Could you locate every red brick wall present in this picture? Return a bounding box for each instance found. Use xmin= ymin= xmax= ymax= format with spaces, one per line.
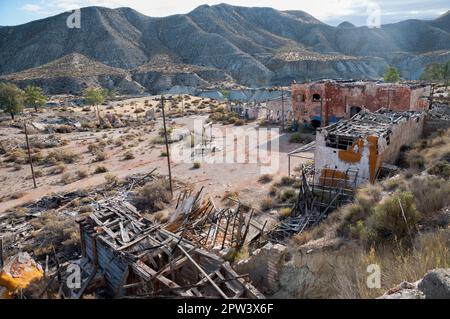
xmin=292 ymin=82 xmax=429 ymax=125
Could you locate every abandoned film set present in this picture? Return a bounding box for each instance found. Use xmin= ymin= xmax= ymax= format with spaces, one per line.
xmin=0 ymin=0 xmax=450 ymax=310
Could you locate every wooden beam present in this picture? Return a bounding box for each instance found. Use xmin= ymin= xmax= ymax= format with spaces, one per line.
xmin=178 ymin=245 xmax=229 ymax=299
xmin=131 ymin=260 xmax=194 ymax=297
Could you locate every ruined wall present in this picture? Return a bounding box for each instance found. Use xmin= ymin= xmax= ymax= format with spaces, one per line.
xmin=378 ymin=114 xmax=426 ymax=164
xmin=266 ymin=98 xmax=293 ymax=122
xmin=410 ymin=86 xmax=431 ymax=111
xmin=314 ymin=113 xmax=426 ymax=187
xmin=292 ymin=82 xmax=431 ymax=125
xmin=314 ymin=131 xmax=376 ymax=186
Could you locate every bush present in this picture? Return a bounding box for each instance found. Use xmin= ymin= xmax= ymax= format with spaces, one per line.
xmin=234 ymin=119 xmax=245 ymax=126
xmin=88 ymin=143 xmax=102 ymax=154
xmin=45 ymin=150 xmax=79 ymax=165
xmin=104 ymin=173 xmax=118 ymax=185
xmin=258 ymin=174 xmax=273 ymax=184
xmin=49 ymin=164 xmax=66 ymax=175
xmin=280 ymin=189 xmax=297 ymax=203
xmin=428 ymin=161 xmax=450 ymax=178
xmin=123 ymin=150 xmax=135 ymax=160
xmin=160 ymin=151 xmax=168 ymax=157
xmin=94 ymin=165 xmax=108 ymax=174
xmin=193 ymin=162 xmax=201 ymax=169
xmin=404 ymin=149 xmax=425 ymax=170
xmin=76 ymin=170 xmax=88 ymax=180
xmin=289 ymin=133 xmax=313 ymax=144
xmin=29 ymin=211 xmax=79 ymax=257
xmin=260 ymin=197 xmax=274 ymax=211
xmin=409 ymin=176 xmax=450 ymax=215
xmin=365 ymin=192 xmax=421 ymax=246
xmin=269 ymin=186 xmax=279 ymax=197
xmin=133 ymin=180 xmax=172 ymax=213
xmin=60 ymin=173 xmax=73 ymax=185
xmin=5 ymin=149 xmax=27 ymax=164
xmin=94 ymin=151 xmax=107 ymax=162
xmin=278 ymin=176 xmax=296 ymax=187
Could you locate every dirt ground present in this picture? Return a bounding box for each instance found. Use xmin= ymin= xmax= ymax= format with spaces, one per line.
xmin=0 ymin=95 xmax=314 ymax=214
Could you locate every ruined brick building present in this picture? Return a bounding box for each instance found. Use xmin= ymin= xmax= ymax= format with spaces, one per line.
xmin=314 ymin=109 xmax=426 ymax=187
xmin=292 ymin=80 xmax=431 ymax=128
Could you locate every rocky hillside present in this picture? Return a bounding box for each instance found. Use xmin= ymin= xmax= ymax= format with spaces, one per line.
xmin=0 ymin=5 xmax=449 ymax=88
xmin=0 ymin=53 xmax=145 ymax=95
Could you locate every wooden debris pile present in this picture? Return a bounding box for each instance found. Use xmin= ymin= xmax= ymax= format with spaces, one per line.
xmin=75 ymin=198 xmax=265 ymax=299
xmin=166 ymin=188 xmax=263 ymax=251
xmin=268 ymin=166 xmax=356 ymax=244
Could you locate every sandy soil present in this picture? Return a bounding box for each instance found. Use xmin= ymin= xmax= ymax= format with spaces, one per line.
xmin=0 ymin=96 xmax=313 ymax=214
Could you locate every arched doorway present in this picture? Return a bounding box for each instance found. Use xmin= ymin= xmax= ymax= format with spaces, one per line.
xmin=312 ymin=93 xmax=321 ymax=102
xmin=349 ymin=106 xmax=362 ymax=118
xmin=311 ymin=119 xmax=321 ymax=129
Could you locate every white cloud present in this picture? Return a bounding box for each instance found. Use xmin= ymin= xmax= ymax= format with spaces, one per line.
xmin=19 ymin=4 xmax=45 ymax=13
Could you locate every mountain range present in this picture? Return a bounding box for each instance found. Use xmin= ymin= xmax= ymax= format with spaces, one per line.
xmin=0 ymin=4 xmax=449 ymax=94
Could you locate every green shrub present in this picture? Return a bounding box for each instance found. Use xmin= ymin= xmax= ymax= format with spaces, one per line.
xmin=365 ymin=192 xmax=421 ymax=246
xmin=428 ymin=161 xmax=450 ymax=178
xmin=278 ymin=176 xmax=296 ymax=187
xmin=280 ymin=189 xmax=297 ymax=203
xmin=289 ymin=133 xmax=313 ymax=144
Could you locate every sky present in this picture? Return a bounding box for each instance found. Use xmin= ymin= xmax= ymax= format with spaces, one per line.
xmin=0 ymin=0 xmax=448 ymax=26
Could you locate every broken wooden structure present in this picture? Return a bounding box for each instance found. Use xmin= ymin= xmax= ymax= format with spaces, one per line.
xmin=268 ymin=165 xmax=356 ymax=244
xmin=75 ymin=198 xmax=264 ymax=299
xmin=166 ymin=188 xmax=261 ymax=251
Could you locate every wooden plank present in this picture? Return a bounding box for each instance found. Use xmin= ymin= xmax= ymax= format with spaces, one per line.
xmin=120 ymin=222 xmax=131 ymax=243
xmin=131 ymin=261 xmax=194 ymax=297
xmin=178 ymin=245 xmax=228 ymax=299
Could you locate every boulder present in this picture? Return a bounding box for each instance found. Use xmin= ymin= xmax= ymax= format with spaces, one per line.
xmin=418 ymin=269 xmax=450 ymax=299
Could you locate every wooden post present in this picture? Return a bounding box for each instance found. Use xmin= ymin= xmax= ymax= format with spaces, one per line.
xmin=180 ymin=94 xmax=185 ymax=117
xmin=281 ymin=89 xmax=285 ymax=131
xmin=288 ymin=154 xmax=291 ymax=177
xmin=161 ymin=96 xmax=173 ymax=198
xmin=0 ymin=237 xmax=4 ymax=270
xmin=24 ymin=123 xmax=37 ymax=189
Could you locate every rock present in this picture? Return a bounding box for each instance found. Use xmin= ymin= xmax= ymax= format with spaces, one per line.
xmin=418 ymin=269 xmax=450 ymax=299
xmin=379 ymin=281 xmax=425 ymax=299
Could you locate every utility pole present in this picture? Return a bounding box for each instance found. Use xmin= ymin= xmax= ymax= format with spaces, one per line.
xmin=180 ymin=93 xmax=185 ymax=117
xmin=161 ymin=96 xmax=173 ymax=198
xmin=0 ymin=237 xmax=4 ymax=270
xmin=281 ymin=88 xmax=285 ymax=131
xmin=24 ymin=123 xmax=37 ymax=189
